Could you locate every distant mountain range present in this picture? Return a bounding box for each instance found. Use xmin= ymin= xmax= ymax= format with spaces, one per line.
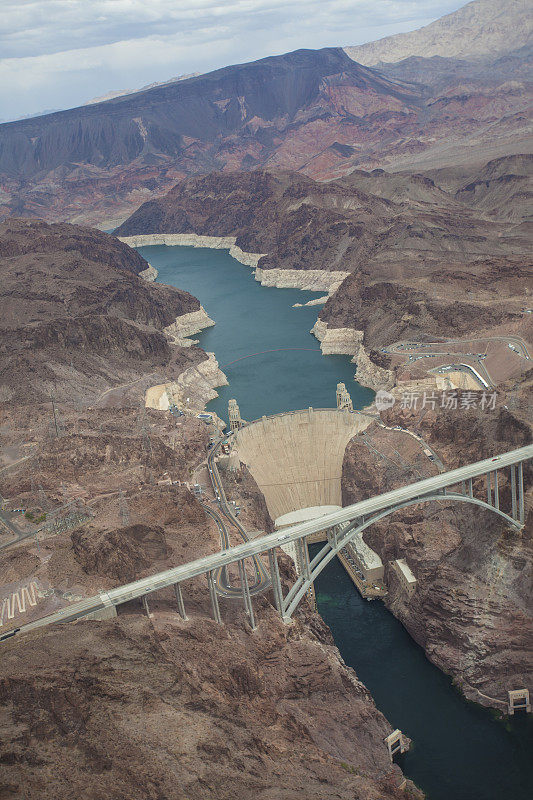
xmin=84 ymin=73 xmax=201 ymax=106
xmin=345 ymin=0 xmax=532 ymax=65
xmin=0 ymin=0 xmax=530 ymax=226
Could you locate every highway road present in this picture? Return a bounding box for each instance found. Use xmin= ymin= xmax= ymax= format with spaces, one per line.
xmin=383 ymin=334 xmax=531 ymax=389
xmin=205 ymin=436 xmax=271 ymax=596
xmin=385 ymin=335 xmax=530 ymax=359
xmin=3 ymin=443 xmax=530 ymax=641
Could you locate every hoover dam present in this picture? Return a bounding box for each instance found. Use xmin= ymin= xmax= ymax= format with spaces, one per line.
xmin=229 ymin=407 xmax=372 ymax=522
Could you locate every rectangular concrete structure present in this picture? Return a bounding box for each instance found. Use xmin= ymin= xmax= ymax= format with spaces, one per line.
xmin=384 ymin=729 xmax=410 ymax=762
xmin=508 ymin=689 xmax=531 ymax=714
xmin=392 ymin=558 xmax=418 ymax=597
xmin=347 ymin=536 xmax=384 ymax=582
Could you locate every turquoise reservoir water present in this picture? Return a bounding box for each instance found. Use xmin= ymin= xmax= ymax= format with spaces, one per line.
xmin=137 ymin=244 xmax=374 ymax=421
xmin=138 ymin=243 xmax=532 ymax=800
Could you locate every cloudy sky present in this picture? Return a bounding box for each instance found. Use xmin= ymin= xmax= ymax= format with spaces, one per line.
xmin=1 ymin=0 xmax=464 ymax=121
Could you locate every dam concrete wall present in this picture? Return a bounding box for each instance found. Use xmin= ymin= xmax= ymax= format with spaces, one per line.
xmin=232 ymin=408 xmax=372 ymax=521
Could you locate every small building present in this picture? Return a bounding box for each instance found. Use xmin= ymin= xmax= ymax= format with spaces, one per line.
xmin=384 ymin=729 xmax=410 ymax=762
xmin=347 ymin=537 xmax=384 ymax=583
xmin=392 ymin=558 xmax=417 ymax=597
xmin=508 ymin=689 xmax=531 ymax=715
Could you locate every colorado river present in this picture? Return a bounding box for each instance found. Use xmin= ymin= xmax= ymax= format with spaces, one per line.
xmin=138 ymin=243 xmax=533 ymax=800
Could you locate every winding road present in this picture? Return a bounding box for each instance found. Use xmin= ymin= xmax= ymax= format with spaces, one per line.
xmin=3 ymin=443 xmax=530 ymax=642
xmin=383 ymin=335 xmax=531 ymax=390
xmin=201 ymin=435 xmax=271 ymax=597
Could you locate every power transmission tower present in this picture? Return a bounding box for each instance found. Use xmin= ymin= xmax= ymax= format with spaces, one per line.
xmin=37 ymin=484 xmax=49 ymax=512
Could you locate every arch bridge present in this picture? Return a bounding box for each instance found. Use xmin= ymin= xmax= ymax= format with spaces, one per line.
xmin=3 ymin=445 xmax=531 ymax=639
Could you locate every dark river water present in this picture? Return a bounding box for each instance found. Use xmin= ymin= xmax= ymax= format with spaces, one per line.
xmin=138 ymin=243 xmax=533 ymax=800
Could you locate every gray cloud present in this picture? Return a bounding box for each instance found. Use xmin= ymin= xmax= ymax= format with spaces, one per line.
xmin=1 ymin=0 xmax=464 ymax=121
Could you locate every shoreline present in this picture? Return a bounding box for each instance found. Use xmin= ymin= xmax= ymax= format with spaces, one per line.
xmin=119 ymin=232 xmax=380 ymax=391
xmin=118 ymin=232 xmax=349 ymax=294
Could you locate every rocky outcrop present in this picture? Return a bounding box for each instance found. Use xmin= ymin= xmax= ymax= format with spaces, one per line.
xmin=311 ymin=319 xmax=395 ymax=390
xmin=139 ymin=263 xmax=158 ymax=281
xmin=341 ymin=398 xmax=533 ymax=710
xmin=0 ymin=219 xmax=208 ymax=406
xmin=311 ymin=319 xmax=363 ymax=354
xmin=354 ymin=347 xmax=395 ymax=392
xmin=145 ymin=353 xmax=228 ymax=414
xmin=0 ymin=611 xmax=419 ymax=800
xmin=71 ymin=523 xmax=169 ymax=583
xmin=163 ymin=306 xmax=215 ymax=346
xmin=293 ymin=295 xmax=328 ymax=308
xmin=118 ymin=232 xmax=265 ymax=268
xmin=175 ymin=352 xmax=228 ymax=410
xmin=256 ymin=267 xmax=349 ymax=292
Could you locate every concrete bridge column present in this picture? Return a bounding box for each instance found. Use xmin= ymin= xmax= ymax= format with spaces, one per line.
xmin=517 ymin=462 xmax=525 ymax=524
xmin=207 ymin=570 xmax=222 ymax=624
xmin=486 ymin=471 xmax=492 ymax=505
xmin=268 ymin=548 xmax=284 ymax=616
xmin=238 ymin=559 xmax=256 ymax=630
xmin=328 ymin=525 xmax=341 ymax=548
xmin=173 ymin=582 xmax=188 ymax=620
xmin=296 ymin=537 xmax=311 ymax=581
xmin=142 ymin=595 xmax=151 ymax=617
xmin=511 ymin=466 xmax=518 ymax=520
xmin=493 ymin=470 xmax=500 ymax=510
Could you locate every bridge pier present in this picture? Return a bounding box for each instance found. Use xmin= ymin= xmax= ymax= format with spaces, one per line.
xmin=238 ymin=559 xmax=256 ymax=629
xmin=517 ymin=462 xmax=525 ymax=524
xmin=510 ymin=465 xmax=517 ymax=520
xmin=468 ymin=478 xmax=473 ymax=498
xmin=494 ymin=470 xmax=499 ymax=510
xmin=486 ymin=471 xmax=492 ymax=505
xmin=327 ymin=526 xmax=338 ymax=548
xmin=268 ymin=548 xmax=284 ymax=616
xmin=173 ymin=582 xmax=188 ymax=620
xmin=296 ymin=537 xmax=311 ymax=581
xmin=207 ymin=570 xmax=222 ymax=624
xmin=141 ymin=595 xmax=151 ymax=617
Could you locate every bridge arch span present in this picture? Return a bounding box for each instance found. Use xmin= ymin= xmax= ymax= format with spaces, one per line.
xmin=283 ymin=491 xmax=522 ymax=619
